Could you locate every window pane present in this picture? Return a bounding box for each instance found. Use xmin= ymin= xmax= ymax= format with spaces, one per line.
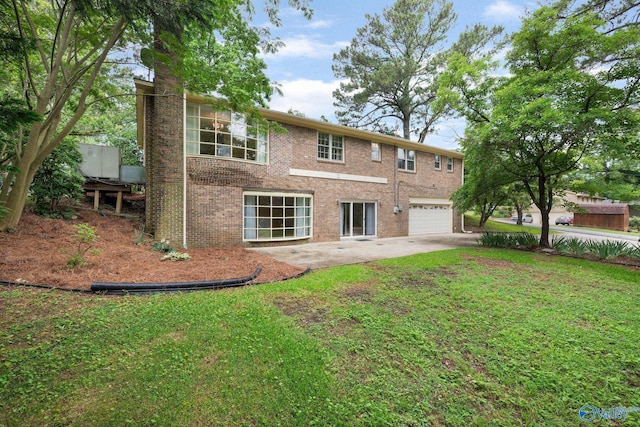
xmin=371 ymin=142 xmax=380 ymax=161
xmin=201 ymin=118 xmax=215 ymax=131
xmin=186 ymin=117 xmax=198 ymax=129
xmin=217 ymin=111 xmax=231 ymax=121
xmin=186 ymin=142 xmax=198 ymax=154
xmin=232 ymin=136 xmax=246 ymax=147
xmin=217 ymin=121 xmax=231 ymax=133
xmin=200 ymin=144 xmax=215 ymax=155
xmin=186 ymin=105 xmax=198 ymax=116
xmin=217 ymin=133 xmax=231 ymax=145
xmin=186 ymin=130 xmax=199 ymax=142
xmin=216 ymin=145 xmax=231 ymax=157
xmin=201 ymin=131 xmax=215 ymax=143
xmin=232 ymin=147 xmax=245 ymax=159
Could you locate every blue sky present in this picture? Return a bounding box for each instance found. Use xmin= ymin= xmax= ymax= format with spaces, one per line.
xmin=257 ymin=0 xmax=537 ymax=150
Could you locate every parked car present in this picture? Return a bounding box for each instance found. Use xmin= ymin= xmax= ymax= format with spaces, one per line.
xmin=555 ymin=215 xmax=574 ymax=225
xmin=511 ymin=213 xmax=534 ymax=223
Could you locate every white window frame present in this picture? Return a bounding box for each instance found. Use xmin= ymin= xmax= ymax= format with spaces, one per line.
xmin=317 ymin=132 xmax=344 ymax=162
xmin=447 ymin=157 xmax=454 ymax=172
xmin=371 ymin=142 xmax=381 ymax=162
xmin=434 ymin=154 xmax=441 ymax=170
xmin=397 ymin=148 xmax=416 ymax=172
xmin=243 ymin=192 xmax=313 ymax=242
xmin=185 ymin=104 xmax=268 ymax=164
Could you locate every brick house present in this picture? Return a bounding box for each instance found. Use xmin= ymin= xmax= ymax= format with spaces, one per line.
xmin=135 ymin=77 xmax=464 ymax=248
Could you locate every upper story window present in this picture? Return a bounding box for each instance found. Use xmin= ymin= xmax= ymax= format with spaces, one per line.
xmin=398 ymin=148 xmax=415 ymax=172
xmin=447 ymin=157 xmax=454 ymax=172
xmin=317 ymin=133 xmax=343 ymax=162
xmin=185 ymin=104 xmax=268 ymax=163
xmin=371 ymin=142 xmax=381 ymax=162
xmin=434 ymin=154 xmax=441 ymax=170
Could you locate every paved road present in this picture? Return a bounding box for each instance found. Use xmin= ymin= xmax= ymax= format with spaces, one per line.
xmin=250 ymin=233 xmax=479 ymax=269
xmin=505 ymin=219 xmax=640 ymax=243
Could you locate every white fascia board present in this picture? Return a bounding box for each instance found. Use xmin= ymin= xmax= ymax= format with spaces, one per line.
xmin=289 ymin=168 xmax=388 ymax=184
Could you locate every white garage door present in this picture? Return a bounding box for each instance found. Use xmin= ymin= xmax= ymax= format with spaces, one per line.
xmin=408 ymin=204 xmax=451 ymax=235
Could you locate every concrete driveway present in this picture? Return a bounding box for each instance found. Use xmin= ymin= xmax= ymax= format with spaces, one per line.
xmin=250 ymin=233 xmax=479 ymax=269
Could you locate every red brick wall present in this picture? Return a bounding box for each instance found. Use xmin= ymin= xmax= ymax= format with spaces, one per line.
xmin=182 ymin=122 xmax=463 ymax=247
xmin=145 ymin=62 xmax=185 ymax=246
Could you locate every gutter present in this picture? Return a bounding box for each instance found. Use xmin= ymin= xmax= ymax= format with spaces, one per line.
xmin=460 ymin=158 xmax=472 ymax=233
xmin=183 ymin=93 xmax=188 ymax=249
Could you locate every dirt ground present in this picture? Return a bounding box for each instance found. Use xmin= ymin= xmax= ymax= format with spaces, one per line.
xmin=0 ymin=196 xmax=306 ymax=291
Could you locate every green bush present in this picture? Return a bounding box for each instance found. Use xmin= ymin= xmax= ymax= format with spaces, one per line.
xmin=552 ymin=236 xmax=590 ymax=256
xmin=553 ymin=236 xmax=638 ymax=260
xmin=30 ymin=139 xmax=84 ymax=218
xmin=151 ymin=238 xmax=173 ymax=253
xmin=586 ymin=240 xmax=633 ymax=260
xmin=478 ymin=231 xmax=538 ymax=249
xmin=67 ymin=224 xmax=98 ymax=268
xmin=629 ymin=216 xmax=640 ymax=232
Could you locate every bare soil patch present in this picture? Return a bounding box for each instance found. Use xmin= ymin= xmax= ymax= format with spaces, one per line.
xmin=0 ymin=201 xmax=306 ymax=291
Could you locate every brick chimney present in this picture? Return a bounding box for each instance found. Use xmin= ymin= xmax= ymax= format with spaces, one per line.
xmin=145 ymin=25 xmax=185 ymax=247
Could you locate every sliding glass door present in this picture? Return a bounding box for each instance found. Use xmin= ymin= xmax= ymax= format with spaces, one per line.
xmin=341 ymin=202 xmax=376 ymax=237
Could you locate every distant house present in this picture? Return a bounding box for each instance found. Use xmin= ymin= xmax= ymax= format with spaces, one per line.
xmin=134 ymin=76 xmax=464 ymax=248
xmin=523 ymin=191 xmax=605 ymax=224
xmin=574 ymin=204 xmax=629 ymax=232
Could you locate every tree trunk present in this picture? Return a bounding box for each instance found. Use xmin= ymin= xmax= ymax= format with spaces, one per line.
xmin=537 ymin=175 xmax=551 ymax=248
xmin=402 ymin=117 xmax=411 ymax=140
xmin=0 ymin=146 xmax=39 ymax=231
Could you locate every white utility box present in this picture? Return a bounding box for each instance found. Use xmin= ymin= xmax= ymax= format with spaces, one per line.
xmin=79 ymin=144 xmax=120 ymax=179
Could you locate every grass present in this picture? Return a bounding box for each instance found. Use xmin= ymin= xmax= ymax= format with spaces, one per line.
xmin=465 ymin=214 xmax=540 ymax=233
xmin=2 ymin=248 xmax=640 ymax=426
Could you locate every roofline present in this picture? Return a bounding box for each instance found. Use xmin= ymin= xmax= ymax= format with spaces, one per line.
xmin=134 ymin=79 xmax=463 ymax=159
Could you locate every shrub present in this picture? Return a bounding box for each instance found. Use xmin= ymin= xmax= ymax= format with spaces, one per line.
xmin=67 ymin=224 xmax=98 ymax=268
xmin=629 ymin=216 xmax=640 ymax=232
xmin=552 ymin=236 xmax=590 ymax=256
xmin=161 ymin=252 xmax=191 ymax=262
xmin=151 ymin=238 xmax=173 ymax=253
xmin=553 ymin=236 xmax=638 ymax=260
xmin=479 ymin=232 xmax=538 ymax=249
xmin=586 ymin=240 xmax=632 ymax=260
xmin=30 ymin=139 xmax=84 ymax=218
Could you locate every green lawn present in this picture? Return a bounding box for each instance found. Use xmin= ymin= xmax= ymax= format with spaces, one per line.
xmin=2 ymin=248 xmax=640 ymax=426
xmin=465 ymin=215 xmax=537 ymax=233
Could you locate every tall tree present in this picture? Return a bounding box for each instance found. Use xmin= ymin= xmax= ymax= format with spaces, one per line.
xmin=442 ymin=1 xmax=640 ymax=247
xmin=0 ymin=0 xmax=312 ymax=231
xmin=333 ymin=0 xmax=502 ymax=142
xmin=333 ymin=0 xmax=453 ymax=141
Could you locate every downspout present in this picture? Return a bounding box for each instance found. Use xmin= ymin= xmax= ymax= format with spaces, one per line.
xmin=394 ymin=146 xmax=399 ymax=212
xmin=182 ymin=94 xmax=188 ymax=249
xmin=460 ymin=158 xmax=472 ymax=233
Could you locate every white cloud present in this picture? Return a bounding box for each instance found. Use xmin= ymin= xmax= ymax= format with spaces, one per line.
xmin=271 ymin=36 xmax=349 ymax=60
xmin=483 ymin=0 xmax=522 ymax=22
xmin=268 ymin=78 xmax=341 ymax=119
xmin=306 ymin=19 xmax=334 ymax=30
